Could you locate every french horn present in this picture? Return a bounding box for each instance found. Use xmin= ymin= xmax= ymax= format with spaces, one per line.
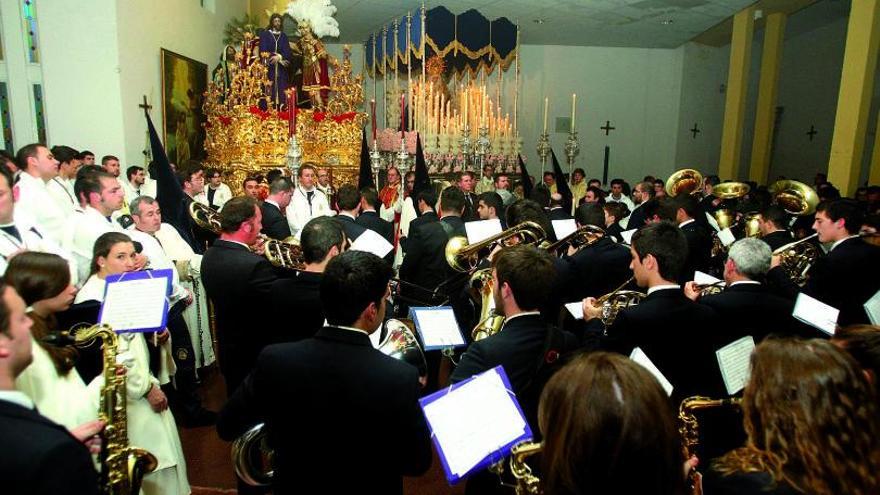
xmin=544 ymin=224 xmax=606 ymax=256
xmin=772 ymin=233 xmax=820 ymax=286
xmin=445 ymin=221 xmax=547 ymax=273
xmin=593 ymin=276 xmax=645 ymax=327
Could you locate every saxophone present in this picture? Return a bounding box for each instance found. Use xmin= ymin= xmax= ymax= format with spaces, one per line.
xmin=678 ymin=396 xmax=741 ymax=485
xmin=52 ymin=324 xmax=158 ymax=495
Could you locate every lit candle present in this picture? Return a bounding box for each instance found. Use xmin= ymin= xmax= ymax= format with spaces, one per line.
xmin=571 ymin=93 xmax=577 ymax=133
xmin=463 ymin=89 xmax=468 ymax=127
xmin=292 ymin=88 xmax=297 ymax=136
xmin=370 ymin=99 xmax=377 ymax=142
xmin=543 ymin=97 xmax=548 ymax=134
xmin=400 ymin=93 xmax=405 ymax=138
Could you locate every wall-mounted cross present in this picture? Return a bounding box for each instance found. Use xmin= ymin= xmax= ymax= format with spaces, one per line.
xmin=806 ymin=125 xmax=817 ymax=141
xmin=139 ymin=95 xmax=152 ymax=113
xmin=600 ymin=120 xmax=616 ymax=136
xmin=690 ymin=123 xmax=701 ymax=139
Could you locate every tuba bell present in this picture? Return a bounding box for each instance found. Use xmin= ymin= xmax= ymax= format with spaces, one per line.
xmin=377 ymin=318 xmax=428 ymax=376
xmin=544 ymin=224 xmax=606 ymax=257
xmin=445 ymin=221 xmax=547 ymax=273
xmin=189 ymin=201 xmax=222 ymax=233
xmin=665 ymin=169 xmax=704 ymax=197
xmin=768 ymin=180 xmax=819 ymax=216
xmin=709 ymin=181 xmax=751 ymax=231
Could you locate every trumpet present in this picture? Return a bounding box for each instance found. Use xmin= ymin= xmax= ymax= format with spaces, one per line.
xmin=593 ymin=276 xmax=645 ymax=327
xmin=544 ymin=224 xmax=605 ymax=256
xmin=772 ymin=233 xmax=819 ymax=286
xmin=445 ymin=221 xmax=547 ymax=273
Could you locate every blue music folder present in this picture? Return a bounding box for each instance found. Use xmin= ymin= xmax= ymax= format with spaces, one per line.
xmin=409 ymin=306 xmax=467 ymax=351
xmin=419 ymin=365 xmax=533 ymax=484
xmin=99 ymin=269 xmax=172 ymax=334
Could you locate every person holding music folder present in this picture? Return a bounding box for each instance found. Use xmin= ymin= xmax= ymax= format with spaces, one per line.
xmin=201 ymin=196 xmax=286 ymax=394
xmin=218 ymin=250 xmax=432 ymax=495
xmin=768 ymin=198 xmax=880 ymax=326
xmin=704 ymin=339 xmax=880 ymax=495
xmin=581 ymin=221 xmax=723 ymax=403
xmin=539 ymin=352 xmax=689 ymax=495
xmin=269 ymin=217 xmax=346 ymax=343
xmin=757 ymin=205 xmax=794 ymax=251
xmin=0 ymin=280 xmax=103 ymax=495
xmin=683 ymin=237 xmax=799 ymax=343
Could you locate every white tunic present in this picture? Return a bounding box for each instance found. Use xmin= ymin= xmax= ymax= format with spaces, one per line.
xmin=64 ymin=206 xmax=123 ymax=285
xmin=0 ymin=212 xmax=80 ymax=284
xmin=15 ymin=171 xmax=69 ymax=243
xmin=286 ymin=186 xmax=333 ymax=236
xmin=194 ymin=183 xmax=232 ymax=210
xmin=46 ymin=176 xmax=79 ymax=216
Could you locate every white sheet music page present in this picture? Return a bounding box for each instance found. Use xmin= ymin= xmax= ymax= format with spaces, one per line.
xmin=620 ymin=229 xmax=637 ymax=245
xmin=551 ymin=219 xmax=577 ymax=240
xmin=792 ymin=293 xmax=839 ymax=335
xmin=716 ymin=336 xmax=755 ymax=395
xmin=694 ymin=271 xmax=722 ymax=286
xmin=864 ymin=289 xmax=880 ymax=325
xmin=100 ymin=276 xmax=168 ymax=332
xmin=564 ymin=301 xmax=584 ymax=320
xmin=465 ymin=219 xmax=503 ymax=244
xmin=630 ymin=347 xmax=673 ymax=396
xmin=412 ymin=307 xmax=466 ymax=348
xmin=349 ymin=229 xmax=394 ymax=258
xmin=423 ymin=367 xmax=528 ymax=477
xmin=717 ymin=228 xmax=736 ymax=246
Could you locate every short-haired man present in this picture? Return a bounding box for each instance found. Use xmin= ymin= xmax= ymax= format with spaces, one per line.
xmin=358 ymin=186 xmax=395 ymax=246
xmin=79 ymin=150 xmax=95 ymax=165
xmin=606 ymin=178 xmax=634 ymax=211
xmin=701 ymin=175 xmax=722 ymax=212
xmin=67 ymin=170 xmax=127 ymax=282
xmin=100 ymin=155 xmax=120 ymax=177
xmin=458 ymin=171 xmax=479 ymax=221
xmin=542 ymin=171 xmax=557 ymax=194
xmin=269 ymin=217 xmax=347 ymax=342
xmin=622 ymin=180 xmax=654 ymax=229
xmin=122 ymin=165 xmax=146 ymax=205
xmin=287 ymin=163 xmax=333 ymax=236
xmin=47 ymin=145 xmax=81 ymax=215
xmin=218 ymin=251 xmax=432 ymax=494
xmin=493 ymin=172 xmax=514 ymax=206
xmin=546 ymin=192 xmax=571 ymax=221
xmin=334 ymin=184 xmax=367 ymax=241
xmin=506 ymin=198 xmax=553 ymax=242
xmin=14 ymin=144 xmax=68 ymax=243
xmin=260 ymin=177 xmax=294 ymax=240
xmin=198 ymin=168 xmax=232 ymax=210
xmin=241 ymin=177 xmax=261 ymax=200
xmin=757 ymin=205 xmax=793 ymax=251
xmin=0 ymin=282 xmax=101 ymax=494
xmin=768 ymin=198 xmax=880 ymax=325
xmin=476 ymin=191 xmax=505 ymax=226
xmin=684 ymin=237 xmax=797 ymax=342
xmin=672 ymin=193 xmax=713 ymax=282
xmin=315 ymin=167 xmax=335 ymax=206
xmin=399 ymin=189 xmax=437 ymax=254
xmin=582 ymin=222 xmax=722 ymax=403
xmin=583 ymin=185 xmax=605 ymax=206
xmin=201 ymin=196 xmax=284 ymax=393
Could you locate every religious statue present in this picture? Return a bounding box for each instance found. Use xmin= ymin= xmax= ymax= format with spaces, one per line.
xmin=259 ymin=13 xmax=293 ymax=107
xmin=212 ymin=45 xmax=238 ymax=103
xmin=325 ymin=45 xmax=362 ymax=115
xmin=288 ymin=0 xmax=340 ymax=109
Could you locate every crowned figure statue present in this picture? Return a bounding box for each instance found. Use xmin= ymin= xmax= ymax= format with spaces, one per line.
xmin=288 ymin=0 xmax=340 ymax=109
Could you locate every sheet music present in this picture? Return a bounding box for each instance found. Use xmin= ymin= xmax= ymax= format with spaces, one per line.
xmin=716 ymin=336 xmax=755 ymax=395
xmin=717 ymin=228 xmax=736 ymax=247
xmin=694 ymin=271 xmax=722 ymax=286
xmin=630 ymin=347 xmax=673 ymax=396
xmin=465 ymin=219 xmax=503 ymax=244
xmin=422 ymin=367 xmax=528 ymax=477
xmin=101 ymin=274 xmax=170 ymax=332
xmin=564 ymin=301 xmax=584 ymax=320
xmin=792 ymin=293 xmax=839 ymax=335
xmin=620 ymin=229 xmax=637 ymax=245
xmin=864 ymin=289 xmax=880 ymax=325
xmin=551 ymin=219 xmax=577 ymax=240
xmin=411 ymin=307 xmax=466 ymax=349
xmin=349 ymin=229 xmax=394 ymax=258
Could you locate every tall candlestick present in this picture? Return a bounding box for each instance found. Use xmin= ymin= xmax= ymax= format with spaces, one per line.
xmin=543 ymin=97 xmax=549 ymax=134
xmin=370 ymin=99 xmax=377 ymax=142
xmin=400 ymin=93 xmax=405 ymax=138
xmin=571 ymin=93 xmax=577 ymax=132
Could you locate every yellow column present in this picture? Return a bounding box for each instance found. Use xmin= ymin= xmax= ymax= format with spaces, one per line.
xmin=718 ymin=6 xmax=755 ymax=181
xmin=749 ymin=13 xmax=787 ymax=185
xmin=828 ymin=0 xmax=880 ymax=195
xmin=869 ymin=110 xmax=880 ymax=185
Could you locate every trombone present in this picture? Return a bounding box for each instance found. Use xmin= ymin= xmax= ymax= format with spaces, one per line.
xmin=544 ymin=224 xmax=606 ymax=257
xmin=445 ymin=221 xmax=547 ymax=273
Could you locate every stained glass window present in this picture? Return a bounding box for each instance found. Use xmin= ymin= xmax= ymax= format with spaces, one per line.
xmin=0 ymin=83 xmax=12 ymax=153
xmin=23 ymin=0 xmax=39 ymax=63
xmin=33 ymin=84 xmax=45 ymax=143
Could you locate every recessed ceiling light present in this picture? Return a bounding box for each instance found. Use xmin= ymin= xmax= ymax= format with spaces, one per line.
xmin=533 ymin=18 xmax=545 ymax=24
xmin=661 ymin=19 xmax=674 ymax=25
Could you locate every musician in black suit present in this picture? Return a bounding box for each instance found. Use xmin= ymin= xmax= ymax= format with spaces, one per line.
xmin=201 ymin=197 xmax=283 ymax=394
xmin=357 ymin=186 xmax=394 ymax=244
xmin=758 ymin=205 xmax=794 ymax=251
xmin=269 ymin=217 xmax=346 ymax=343
xmin=333 ymin=184 xmax=367 ymax=242
xmin=623 ymin=180 xmax=654 ymax=230
xmin=458 ymin=171 xmax=479 ymax=221
xmin=259 ymin=177 xmax=293 ymax=240
xmin=399 ymin=189 xmax=437 ymax=254
xmin=684 ymin=237 xmax=800 ymax=343
xmin=673 ymin=194 xmax=713 ymax=282
xmin=547 ymin=193 xmax=573 ymax=221
xmin=768 ymin=198 xmax=880 ymax=326
xmin=0 ymin=282 xmax=100 ymax=495
xmin=476 ymin=191 xmax=506 ymax=228
xmin=218 ymin=251 xmax=432 ymax=495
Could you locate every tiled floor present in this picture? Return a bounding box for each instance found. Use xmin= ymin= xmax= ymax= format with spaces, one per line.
xmin=180 ymin=366 xmax=465 ymax=495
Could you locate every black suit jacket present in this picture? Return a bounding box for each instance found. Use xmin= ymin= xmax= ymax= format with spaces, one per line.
xmin=201 ymin=239 xmax=284 ymax=393
xmin=462 ymin=192 xmax=479 ymax=222
xmin=626 ymin=203 xmax=647 ymax=230
xmin=260 ymin=201 xmax=291 ymax=240
xmin=401 ymin=210 xmax=437 ymax=253
xmin=334 ymin=213 xmax=367 ymax=242
xmin=548 ymin=207 xmax=572 ymax=221
xmin=698 ymin=283 xmax=803 ymax=342
xmin=760 ymin=230 xmax=794 ymax=251
xmin=217 ymin=327 xmax=432 ymax=494
xmin=0 ymin=399 xmax=98 ymax=495
xmin=268 ymin=270 xmax=324 ymax=343
xmin=357 ymin=210 xmax=394 ymax=244
xmin=680 ymin=220 xmax=713 ymax=282
xmin=399 ymin=215 xmax=466 ymax=297
xmin=768 ymin=237 xmax=880 ymax=326
xmin=556 ymin=237 xmax=633 ymax=301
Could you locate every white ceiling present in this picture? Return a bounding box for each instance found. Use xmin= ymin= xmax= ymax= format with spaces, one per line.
xmin=301 ymin=0 xmax=764 ymax=48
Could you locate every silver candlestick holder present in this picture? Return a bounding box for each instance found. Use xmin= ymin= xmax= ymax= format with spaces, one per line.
xmin=476 ymin=124 xmax=491 ymax=174
xmin=537 ymin=132 xmax=551 ymax=173
xmin=396 ymin=133 xmax=409 ymax=168
xmin=370 ymin=139 xmax=383 ymax=187
xmin=459 ymin=123 xmax=472 ymax=171
xmin=286 ymin=134 xmax=302 ymax=187
xmin=564 ymin=130 xmax=580 ymax=177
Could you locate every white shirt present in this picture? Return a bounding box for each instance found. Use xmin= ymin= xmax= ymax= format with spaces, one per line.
xmin=0 ymin=212 xmax=79 ymax=284
xmin=15 ymin=171 xmax=69 ymax=243
xmin=195 ymin=183 xmax=232 ymax=210
xmin=606 ymin=193 xmax=635 ymax=211
xmin=120 ymin=180 xmax=143 ymax=205
xmin=0 ymin=390 xmax=34 ymax=409
xmin=830 ymin=235 xmax=859 ymax=252
xmin=64 ymin=206 xmax=123 ymax=285
xmin=647 ymin=284 xmax=680 ymax=295
xmin=678 ymin=219 xmax=696 ymax=229
xmin=128 ymin=228 xmax=186 ymax=302
xmin=729 ymin=280 xmax=761 ymax=287
xmin=46 ymin=176 xmax=78 ymax=216
xmin=501 ymin=311 xmax=541 ymax=327
xmin=287 ymin=186 xmax=333 ymax=235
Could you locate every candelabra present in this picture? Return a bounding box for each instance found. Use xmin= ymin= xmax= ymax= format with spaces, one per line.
xmin=286 ymin=134 xmax=302 ymax=187
xmin=370 ymin=139 xmax=382 ymax=187
xmin=475 ymin=124 xmax=491 ymax=174
xmin=536 ymin=132 xmax=551 ymax=173
xmin=395 ymin=134 xmax=410 ymax=169
xmin=458 ymin=123 xmax=472 ymax=171
xmin=564 ymin=130 xmax=580 ymax=177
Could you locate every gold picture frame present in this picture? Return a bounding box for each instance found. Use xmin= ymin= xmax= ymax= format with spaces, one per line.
xmin=161 ymin=48 xmax=208 ymax=165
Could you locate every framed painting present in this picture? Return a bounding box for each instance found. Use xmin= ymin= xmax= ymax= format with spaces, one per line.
xmin=161 ymin=48 xmax=208 ymax=165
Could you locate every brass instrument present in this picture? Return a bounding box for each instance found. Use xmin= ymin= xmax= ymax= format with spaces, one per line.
xmin=665 ymin=169 xmax=704 ymax=197
xmin=695 ymin=281 xmax=726 ymax=297
xmin=232 ymin=318 xmax=427 ymax=486
xmin=594 ymin=277 xmax=645 ymax=327
xmin=470 ymin=269 xmax=505 ymax=341
xmin=772 ymin=233 xmax=819 ymax=286
xmin=544 ymin=224 xmax=605 ymax=256
xmin=47 ymin=325 xmax=158 ymax=495
xmin=743 ymin=212 xmax=762 ymax=238
xmin=445 ymin=221 xmax=547 ymax=273
xmin=768 ymin=179 xmax=819 ymax=216
xmin=188 ymin=200 xmax=305 ymax=270
xmin=678 ymin=396 xmax=742 ymax=484
xmin=508 ymin=441 xmax=543 ymax=495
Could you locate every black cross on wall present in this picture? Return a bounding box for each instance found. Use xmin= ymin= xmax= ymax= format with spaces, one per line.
xmin=806 ymin=125 xmax=817 ymax=141
xmin=600 ymin=120 xmax=616 ymax=136
xmin=690 ymin=123 xmax=701 ymax=139
xmin=139 ymin=95 xmax=153 ymax=113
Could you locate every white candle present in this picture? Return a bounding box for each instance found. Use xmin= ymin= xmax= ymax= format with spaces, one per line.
xmin=543 ymin=97 xmax=549 ymax=134
xmin=571 ymin=93 xmax=577 ymax=132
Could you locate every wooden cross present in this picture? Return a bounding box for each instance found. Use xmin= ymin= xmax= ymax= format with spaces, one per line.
xmin=806 ymin=125 xmax=817 ymax=141
xmin=139 ymin=95 xmax=152 ymax=113
xmin=600 ymin=120 xmax=616 ymax=136
xmin=690 ymin=123 xmax=701 ymax=139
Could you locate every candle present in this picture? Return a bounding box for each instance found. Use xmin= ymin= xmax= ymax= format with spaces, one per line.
xmin=463 ymin=89 xmax=468 ymax=127
xmin=400 ymin=93 xmax=405 ymax=137
xmin=571 ymin=93 xmax=577 ymax=133
xmin=370 ymin=99 xmax=377 ymax=142
xmin=292 ymin=88 xmax=297 ymax=136
xmin=543 ymin=97 xmax=548 ymax=134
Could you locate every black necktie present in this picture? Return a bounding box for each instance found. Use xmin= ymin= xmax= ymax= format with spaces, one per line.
xmin=0 ymin=225 xmax=22 ymax=242
xmin=306 ymin=191 xmax=314 ymax=204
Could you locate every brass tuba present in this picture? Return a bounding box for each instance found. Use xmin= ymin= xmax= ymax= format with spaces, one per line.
xmin=665 ymin=169 xmax=704 ymax=197
xmin=544 ymin=224 xmax=606 ymax=256
xmin=772 ymin=233 xmax=820 ymax=286
xmin=709 ymin=181 xmax=751 ymax=230
xmin=470 ymin=269 xmax=505 ymax=341
xmin=377 ymin=318 xmax=428 ymax=375
xmin=189 ymin=201 xmax=222 ymax=233
xmin=678 ymin=396 xmax=742 ymax=485
xmin=46 ymin=325 xmax=158 ymax=495
xmin=768 ymin=179 xmax=819 ymax=216
xmin=445 ymin=221 xmax=547 ymax=273
xmin=593 ymin=276 xmax=645 ymax=327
